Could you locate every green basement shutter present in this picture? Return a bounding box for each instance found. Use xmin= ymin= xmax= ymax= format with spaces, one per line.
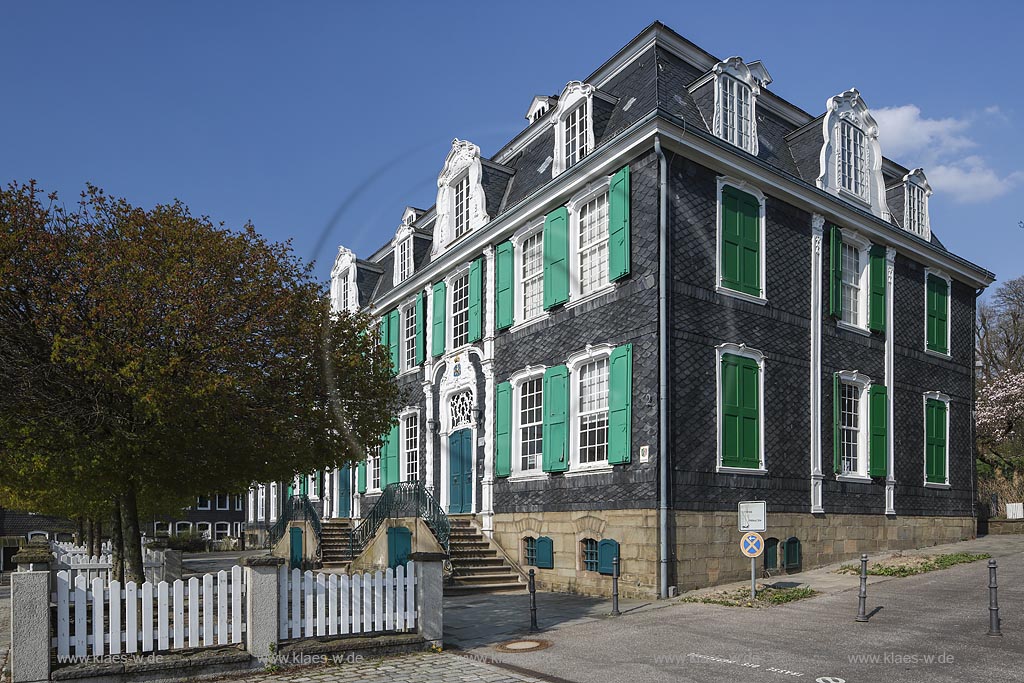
xmin=829 ymin=226 xmax=843 ymax=318
xmin=495 ymin=381 xmax=512 ymax=477
xmin=720 ymin=185 xmax=761 ymax=297
xmin=542 ymin=364 xmax=570 ymax=472
xmin=608 ymin=165 xmax=631 ymax=281
xmin=414 ymin=290 xmax=426 ymax=365
xmin=926 ymin=274 xmax=949 ymax=354
xmin=925 ymin=399 xmax=947 ymax=484
xmin=496 ymin=241 xmax=514 ymax=330
xmin=535 ymin=536 xmax=554 ymax=569
xmin=357 ymin=462 xmax=366 ymax=494
xmin=720 ymin=354 xmax=760 ymax=469
xmin=468 ymin=257 xmax=483 ymax=342
xmin=543 ymin=207 xmax=569 ymax=309
xmin=608 ymin=343 xmax=633 ymax=464
xmin=383 ymin=422 xmax=400 ymax=487
xmin=869 ymin=245 xmax=886 ymax=333
xmin=431 ymin=281 xmax=446 ymax=357
xmin=387 ymin=309 xmax=400 ymax=375
xmin=868 ymin=384 xmax=888 ymax=477
xmin=832 ymin=373 xmax=841 ymax=473
xmin=597 ymin=539 xmax=619 ymax=576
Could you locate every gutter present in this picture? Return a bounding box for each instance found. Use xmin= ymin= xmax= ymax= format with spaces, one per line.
xmin=654 ymin=134 xmax=671 ymax=599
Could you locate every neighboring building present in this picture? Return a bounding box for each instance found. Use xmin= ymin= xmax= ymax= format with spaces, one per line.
xmin=151 ymin=493 xmax=246 ymax=544
xmin=0 ymin=506 xmax=75 ymax=542
xmin=289 ymin=22 xmax=994 ymax=596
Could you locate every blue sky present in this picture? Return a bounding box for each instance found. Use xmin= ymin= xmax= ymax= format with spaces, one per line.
xmin=3 ymin=1 xmax=1022 ymax=289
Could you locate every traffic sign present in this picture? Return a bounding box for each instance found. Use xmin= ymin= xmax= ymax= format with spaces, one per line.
xmin=740 ymin=532 xmax=764 ymax=558
xmin=738 ymin=501 xmax=766 ymax=532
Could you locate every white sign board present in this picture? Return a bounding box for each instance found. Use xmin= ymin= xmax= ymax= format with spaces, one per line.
xmin=738 ymin=501 xmax=767 ymax=532
xmin=1007 ymin=502 xmax=1024 ymax=520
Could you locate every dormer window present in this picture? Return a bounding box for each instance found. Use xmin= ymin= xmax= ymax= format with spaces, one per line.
xmin=712 ymin=58 xmax=762 ymax=155
xmin=817 ymin=89 xmax=890 ymax=221
xmin=453 ymin=174 xmax=471 ymax=240
xmin=564 ymin=102 xmax=589 ymax=169
xmin=330 ymin=246 xmax=358 ymax=313
xmin=397 ymin=237 xmax=413 ymax=282
xmin=432 ymin=139 xmax=490 ymax=256
xmin=551 ymin=81 xmax=601 ymax=176
xmin=839 ymin=121 xmax=868 ymax=199
xmin=903 ymin=168 xmax=932 ymax=239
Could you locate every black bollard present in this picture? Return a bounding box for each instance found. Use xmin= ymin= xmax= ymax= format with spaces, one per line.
xmin=987 ymin=559 xmax=1002 ymax=637
xmin=611 ymin=556 xmax=621 ymax=616
xmin=528 ymin=568 xmax=539 ymax=632
xmin=855 ymin=554 xmax=869 ymax=622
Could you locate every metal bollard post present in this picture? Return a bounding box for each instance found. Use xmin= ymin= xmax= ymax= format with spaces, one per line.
xmin=611 ymin=556 xmax=621 ymax=616
xmin=987 ymin=559 xmax=1002 ymax=637
xmin=855 ymin=554 xmax=869 ymax=622
xmin=528 ymin=568 xmax=539 ymax=632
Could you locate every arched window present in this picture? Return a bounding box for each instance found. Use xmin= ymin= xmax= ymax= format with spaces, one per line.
xmin=450 ymin=390 xmax=474 ymax=430
xmin=712 ymin=57 xmax=762 ymax=155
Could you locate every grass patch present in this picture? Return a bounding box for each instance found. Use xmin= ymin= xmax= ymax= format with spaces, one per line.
xmin=836 ymin=552 xmax=991 ymax=578
xmin=680 ymin=585 xmax=818 ymax=608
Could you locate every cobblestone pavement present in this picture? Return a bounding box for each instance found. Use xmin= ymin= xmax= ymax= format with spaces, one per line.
xmin=0 ymin=584 xmax=10 ymax=682
xmin=226 ymin=651 xmax=548 ymax=683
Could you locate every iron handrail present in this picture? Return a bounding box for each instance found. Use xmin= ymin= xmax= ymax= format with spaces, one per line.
xmin=266 ymin=494 xmax=322 ymax=551
xmin=349 ymin=481 xmax=450 ymax=557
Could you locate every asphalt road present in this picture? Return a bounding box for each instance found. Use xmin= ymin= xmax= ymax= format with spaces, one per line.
xmin=464 ymin=548 xmax=1023 ymax=683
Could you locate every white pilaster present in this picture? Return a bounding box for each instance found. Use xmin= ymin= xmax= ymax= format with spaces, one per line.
xmin=423 ymin=284 xmax=436 ymax=496
xmin=809 ymin=214 xmax=825 ymax=513
xmin=481 ymin=246 xmax=496 ymax=534
xmin=885 ymin=246 xmax=897 ymax=515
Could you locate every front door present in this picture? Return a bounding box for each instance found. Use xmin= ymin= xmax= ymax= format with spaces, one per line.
xmin=336 ymin=464 xmax=351 ymax=518
xmin=448 ymin=429 xmax=473 ymax=514
xmin=288 ymin=527 xmax=303 ymax=569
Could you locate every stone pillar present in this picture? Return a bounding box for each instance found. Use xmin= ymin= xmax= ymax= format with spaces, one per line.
xmin=809 ymin=214 xmax=825 ymax=514
xmin=163 ymin=549 xmax=183 ymax=582
xmin=242 ymin=555 xmax=284 ymax=664
xmin=408 ymin=551 xmax=445 ymax=647
xmin=11 ymin=549 xmax=52 ymax=683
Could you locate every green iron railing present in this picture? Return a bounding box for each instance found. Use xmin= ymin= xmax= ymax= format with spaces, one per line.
xmin=266 ymin=494 xmax=322 ymax=555
xmin=349 ymin=481 xmax=450 ymax=557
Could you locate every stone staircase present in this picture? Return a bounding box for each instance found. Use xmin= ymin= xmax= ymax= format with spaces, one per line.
xmin=445 ymin=516 xmax=524 ymax=595
xmin=320 ymin=518 xmax=357 ymax=568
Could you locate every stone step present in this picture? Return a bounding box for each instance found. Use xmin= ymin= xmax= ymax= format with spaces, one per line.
xmin=443 ymin=582 xmax=525 ymax=595
xmin=453 ymin=569 xmax=515 ymax=580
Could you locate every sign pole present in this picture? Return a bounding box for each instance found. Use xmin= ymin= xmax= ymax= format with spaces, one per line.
xmin=750 ymin=557 xmax=756 ymax=600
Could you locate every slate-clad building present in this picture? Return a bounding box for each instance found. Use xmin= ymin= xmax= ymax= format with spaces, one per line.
xmin=307 ymin=22 xmax=993 ymax=596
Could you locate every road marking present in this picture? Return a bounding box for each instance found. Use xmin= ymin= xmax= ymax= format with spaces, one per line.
xmin=815 ymin=678 xmax=846 ymax=683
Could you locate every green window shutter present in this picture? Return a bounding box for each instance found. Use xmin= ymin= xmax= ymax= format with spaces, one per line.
xmin=868 ymin=245 xmax=886 ymax=333
xmin=468 ymin=257 xmax=483 ymax=342
xmin=387 ymin=309 xmax=400 ymax=374
xmin=495 ymin=381 xmax=512 ymax=477
xmin=832 ymin=372 xmax=841 ymax=473
xmin=597 ymin=539 xmax=619 ymax=576
xmin=495 ymin=241 xmax=515 ymax=330
xmin=414 ymin=290 xmax=426 ymax=365
xmin=357 ymin=462 xmax=366 ymax=494
xmin=925 ymin=399 xmax=947 ymax=484
xmin=383 ymin=422 xmax=400 ymax=487
xmin=720 ymin=354 xmax=760 ymax=469
xmin=720 ymin=186 xmax=761 ymax=297
xmin=535 ymin=536 xmax=554 ymax=569
xmin=300 ymin=476 xmax=308 ymax=496
xmin=542 ymin=364 xmax=570 ymax=472
xmin=608 ymin=165 xmax=631 ymax=281
xmin=926 ymin=275 xmax=949 ymax=354
xmin=829 ymin=226 xmax=843 ymax=318
xmin=608 ymin=343 xmax=633 ymax=464
xmin=431 ymin=281 xmax=446 ymax=357
xmin=543 ymin=207 xmax=569 ymax=309
xmin=868 ymin=384 xmax=888 ymax=477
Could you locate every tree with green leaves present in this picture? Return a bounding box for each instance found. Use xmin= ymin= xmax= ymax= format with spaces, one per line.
xmin=0 ymin=181 xmax=401 ymax=580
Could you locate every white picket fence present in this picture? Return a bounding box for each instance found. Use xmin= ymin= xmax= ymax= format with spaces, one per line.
xmin=278 ymin=562 xmax=416 ymax=640
xmin=52 ymin=545 xmax=166 ymax=583
xmin=52 ymin=567 xmax=245 ymax=658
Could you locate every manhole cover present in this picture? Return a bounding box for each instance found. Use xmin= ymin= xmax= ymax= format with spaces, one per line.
xmin=495 ymin=639 xmax=553 ymax=653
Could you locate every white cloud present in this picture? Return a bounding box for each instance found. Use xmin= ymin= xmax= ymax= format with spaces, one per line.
xmin=873 ymin=105 xmax=973 ymax=159
xmin=928 ymin=158 xmax=1024 ymax=203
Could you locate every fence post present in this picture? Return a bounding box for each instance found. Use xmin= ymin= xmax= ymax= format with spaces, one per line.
xmin=242 ymin=555 xmax=285 ymax=663
xmin=409 ymin=551 xmax=445 ymax=648
xmin=10 ymin=548 xmax=52 ymax=683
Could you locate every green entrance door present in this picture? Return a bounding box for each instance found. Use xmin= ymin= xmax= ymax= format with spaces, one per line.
xmin=448 ymin=429 xmax=473 ymax=514
xmin=336 ymin=464 xmax=351 ymax=518
xmin=289 ymin=527 xmax=303 ymax=569
xmin=387 ymin=526 xmax=412 ymax=569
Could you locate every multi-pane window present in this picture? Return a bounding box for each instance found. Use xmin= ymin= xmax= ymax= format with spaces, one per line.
xmin=215 ymin=494 xmax=229 ymax=510
xmin=523 ymin=537 xmax=537 ymax=566
xmin=234 ymin=494 xmax=243 ymax=511
xmin=269 ymin=483 xmax=278 ymax=521
xmin=521 ymin=231 xmax=544 ymax=320
xmin=175 ymin=521 xmax=192 ymax=534
xmin=839 ymin=121 xmax=868 ymax=198
xmin=578 ymin=358 xmax=609 ymax=464
xmin=907 ymin=183 xmax=926 ymax=235
xmin=840 ymin=243 xmax=863 ymax=326
xmin=839 ymin=382 xmax=862 ymax=475
xmin=403 ymin=302 xmax=417 ymax=370
xmin=196 ymin=522 xmax=211 ymax=540
xmin=247 ymin=490 xmax=254 ymax=522
xmin=519 ymin=378 xmax=543 ymax=471
xmin=397 ymin=238 xmax=413 ymax=282
xmin=453 ymin=175 xmax=471 ymax=239
xmin=578 ymin=192 xmax=609 ymax=296
xmin=403 ymin=414 xmax=419 ymax=482
xmin=720 ymin=76 xmax=753 ymax=151
xmin=214 ymin=522 xmax=230 ymax=541
xmin=581 ymin=538 xmax=599 ymax=572
xmin=451 ymin=272 xmax=470 ymax=348
xmin=337 ymin=270 xmax=351 ymax=311
xmin=369 ymin=446 xmax=381 ymax=491
xmin=564 ymin=103 xmax=589 ymax=168
xmin=197 ymin=495 xmax=210 ymax=510
xmin=256 ymin=486 xmax=266 ymax=521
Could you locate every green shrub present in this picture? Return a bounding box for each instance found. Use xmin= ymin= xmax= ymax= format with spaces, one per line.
xmin=166 ymin=531 xmax=207 ymax=552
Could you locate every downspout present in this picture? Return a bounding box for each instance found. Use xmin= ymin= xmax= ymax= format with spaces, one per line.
xmin=654 ymin=135 xmax=670 ymax=599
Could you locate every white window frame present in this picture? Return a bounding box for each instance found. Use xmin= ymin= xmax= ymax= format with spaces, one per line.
xmin=153 ymin=522 xmax=169 ymax=536
xmin=566 ymin=177 xmax=614 ymax=306
xmin=510 ymin=217 xmax=549 ymax=330
xmin=551 ymin=81 xmax=597 ymax=176
xmin=234 ymin=494 xmax=243 ymax=511
xmin=903 ymin=169 xmax=932 ymax=239
xmin=215 ymin=494 xmax=229 ymax=511
xmin=508 ymin=365 xmax=548 ymax=480
xmin=714 ymin=342 xmax=767 ymax=475
xmin=400 ymin=409 xmax=420 ymax=483
xmin=445 ymin=265 xmax=473 ymax=352
xmin=452 ymin=172 xmax=472 ymax=241
xmin=835 ymin=370 xmax=872 ymax=482
xmin=214 ymin=522 xmax=230 ymax=541
xmin=401 ymin=299 xmax=418 ymax=373
xmin=256 ymin=485 xmax=266 ymax=521
xmin=566 ymin=344 xmax=615 ymax=475
xmin=247 ymin=489 xmax=255 ymax=523
xmin=175 ymin=521 xmax=192 ymax=534
xmin=196 ymin=495 xmax=211 ymax=511
xmin=330 ymin=247 xmax=359 ymax=314
xmin=368 ymin=445 xmax=382 ymax=493
xmin=195 ymin=522 xmax=211 ymax=540
xmin=837 ymin=230 xmax=872 ymax=333
xmin=923 ymin=391 xmax=951 ymax=489
xmin=715 ymin=176 xmax=768 ymax=306
xmin=232 ymin=522 xmax=243 ymax=537
xmin=817 ymin=89 xmax=890 ymax=221
xmin=838 ymin=120 xmax=869 ymax=202
xmin=269 ymin=482 xmax=278 ymax=522
xmin=923 ymin=268 xmax=952 ymax=358
xmin=394 ymin=229 xmax=414 ymax=285
xmin=711 ymin=57 xmax=760 ymax=155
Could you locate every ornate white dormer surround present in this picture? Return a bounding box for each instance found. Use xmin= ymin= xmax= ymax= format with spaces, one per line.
xmin=817 ymin=89 xmax=891 ymax=221
xmin=432 ymin=139 xmax=490 ymax=257
xmin=551 ymin=81 xmax=598 ymax=176
xmin=903 ymin=168 xmax=932 ymax=240
xmin=330 ymin=246 xmax=358 ymax=314
xmin=392 ymin=207 xmax=419 ymax=285
xmin=712 ymin=57 xmax=761 ymax=155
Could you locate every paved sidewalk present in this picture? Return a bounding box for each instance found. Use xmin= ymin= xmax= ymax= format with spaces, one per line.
xmin=0 ymin=584 xmax=9 ymax=683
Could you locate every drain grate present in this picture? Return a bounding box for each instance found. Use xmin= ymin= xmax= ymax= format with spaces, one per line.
xmin=494 ymin=639 xmax=553 ymax=653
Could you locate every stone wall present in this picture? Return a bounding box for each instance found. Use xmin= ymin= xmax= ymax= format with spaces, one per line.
xmin=350 ymin=518 xmax=443 ymax=574
xmin=979 ymin=519 xmax=1024 ymax=536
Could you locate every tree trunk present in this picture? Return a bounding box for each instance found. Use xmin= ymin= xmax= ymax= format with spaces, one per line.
xmin=120 ymin=487 xmax=144 ymax=583
xmin=111 ymin=499 xmax=125 ymax=584
xmin=76 ymin=516 xmax=84 ymax=546
xmin=84 ymin=518 xmax=94 ymax=554
xmin=91 ymin=520 xmax=103 ymax=557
